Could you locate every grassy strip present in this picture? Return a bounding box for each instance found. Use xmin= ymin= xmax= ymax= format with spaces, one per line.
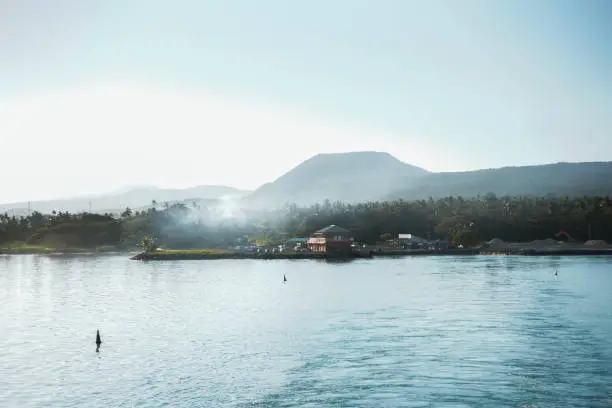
xmin=131 ymin=247 xmax=612 ymax=261
xmin=132 ymin=249 xmax=368 ymax=261
xmin=153 ymin=249 xmax=232 ymax=255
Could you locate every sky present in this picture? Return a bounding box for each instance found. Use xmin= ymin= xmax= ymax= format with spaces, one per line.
xmin=1 ymin=0 xmax=611 ymax=203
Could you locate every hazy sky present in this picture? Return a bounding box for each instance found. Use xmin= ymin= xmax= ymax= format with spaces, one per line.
xmin=1 ymin=0 xmax=611 ymax=203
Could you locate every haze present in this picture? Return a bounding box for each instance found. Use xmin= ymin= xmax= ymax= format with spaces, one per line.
xmin=2 ymin=0 xmax=611 ymax=203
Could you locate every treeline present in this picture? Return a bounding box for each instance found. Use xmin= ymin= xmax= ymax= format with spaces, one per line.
xmin=1 ymin=194 xmax=611 ymax=249
xmin=0 ymin=211 xmax=122 ymax=248
xmin=277 ymin=194 xmax=612 ymax=246
xmin=0 ymin=204 xmax=254 ymax=249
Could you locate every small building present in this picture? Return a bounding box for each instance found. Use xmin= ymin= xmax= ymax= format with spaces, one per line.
xmin=280 ymin=237 xmax=309 ymax=252
xmin=307 ymin=224 xmax=354 ymax=253
xmin=398 ymin=233 xmax=427 ymax=243
xmin=397 ymin=233 xmax=449 ymax=250
xmin=397 ymin=233 xmax=428 ymax=248
xmin=285 ymin=237 xmax=309 ymax=246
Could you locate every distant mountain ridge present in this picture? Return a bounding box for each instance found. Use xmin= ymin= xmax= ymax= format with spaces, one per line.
xmin=244 ymin=152 xmax=612 ymax=208
xmin=386 ymin=161 xmax=612 ymax=201
xmin=246 ymin=151 xmax=429 ymax=208
xmin=4 ymin=152 xmax=612 ymax=215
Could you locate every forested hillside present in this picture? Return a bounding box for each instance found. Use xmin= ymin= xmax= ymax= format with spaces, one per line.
xmin=388 ymin=161 xmax=612 ymax=200
xmin=245 ymin=153 xmax=612 ymax=208
xmin=2 ymin=195 xmax=611 ymax=250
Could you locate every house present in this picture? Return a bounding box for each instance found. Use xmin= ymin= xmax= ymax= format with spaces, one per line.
xmin=307 ymin=224 xmax=354 ymax=253
xmin=398 ymin=233 xmax=427 ymax=243
xmin=397 ymin=233 xmax=428 ymax=249
xmin=285 ymin=237 xmax=309 ymax=246
xmin=398 ymin=233 xmax=449 ymax=250
xmin=281 ymin=237 xmax=309 ymax=252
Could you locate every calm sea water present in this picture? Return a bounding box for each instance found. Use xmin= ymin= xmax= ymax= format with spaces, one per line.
xmin=1 ymin=255 xmax=611 ymax=407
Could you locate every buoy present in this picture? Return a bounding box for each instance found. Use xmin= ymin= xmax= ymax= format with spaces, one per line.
xmin=283 ymin=274 xmax=287 ymax=283
xmin=96 ymin=330 xmax=102 ymax=352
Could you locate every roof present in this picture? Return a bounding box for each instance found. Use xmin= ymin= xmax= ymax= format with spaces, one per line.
xmin=315 ymin=224 xmax=352 ymax=234
xmin=398 ymin=233 xmax=427 ymax=242
xmin=286 ymin=237 xmax=309 ymax=243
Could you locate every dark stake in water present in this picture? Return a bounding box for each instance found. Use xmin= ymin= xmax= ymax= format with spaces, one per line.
xmin=1 ymin=254 xmax=611 ymax=407
xmin=95 ymin=330 xmax=101 ymax=352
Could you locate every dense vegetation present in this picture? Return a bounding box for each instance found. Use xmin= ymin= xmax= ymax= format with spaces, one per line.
xmin=274 ymin=195 xmax=612 ymax=247
xmin=387 ymin=161 xmax=612 ymax=202
xmin=1 ymin=195 xmax=611 ymax=251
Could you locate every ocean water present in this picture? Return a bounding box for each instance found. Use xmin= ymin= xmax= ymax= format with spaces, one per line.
xmin=1 ymin=254 xmax=611 ymax=407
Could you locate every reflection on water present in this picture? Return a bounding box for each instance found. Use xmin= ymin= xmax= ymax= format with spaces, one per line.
xmin=1 ymin=254 xmax=611 ymax=407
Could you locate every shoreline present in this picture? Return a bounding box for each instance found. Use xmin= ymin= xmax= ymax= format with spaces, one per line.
xmin=130 ymin=250 xmax=375 ymax=261
xmin=3 ymin=246 xmax=611 ymax=259
xmin=130 ymin=247 xmax=612 ymax=261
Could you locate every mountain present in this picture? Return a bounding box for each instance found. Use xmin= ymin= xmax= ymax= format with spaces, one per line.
xmin=246 ymin=152 xmax=612 ymax=208
xmin=5 ymin=154 xmax=612 ymax=216
xmin=387 ymin=161 xmax=612 ymax=201
xmin=0 ymin=185 xmax=250 ymax=216
xmin=245 ymin=151 xmax=429 ymax=208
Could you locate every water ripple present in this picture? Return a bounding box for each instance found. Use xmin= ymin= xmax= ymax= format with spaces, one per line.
xmin=1 ymin=255 xmax=611 ymax=407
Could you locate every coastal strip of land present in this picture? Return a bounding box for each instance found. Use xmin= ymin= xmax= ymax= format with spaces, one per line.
xmin=130 ymin=245 xmax=612 ymax=261
xmin=3 ymin=244 xmax=611 ymax=259
xmin=130 ymin=249 xmax=375 ymax=261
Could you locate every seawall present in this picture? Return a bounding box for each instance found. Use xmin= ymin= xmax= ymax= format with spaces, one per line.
xmin=131 ymin=250 xmax=373 ymax=261
xmin=131 ymin=246 xmax=612 ymax=261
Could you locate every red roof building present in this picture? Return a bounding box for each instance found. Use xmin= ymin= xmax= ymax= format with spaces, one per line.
xmin=307 ymin=224 xmax=354 ymax=253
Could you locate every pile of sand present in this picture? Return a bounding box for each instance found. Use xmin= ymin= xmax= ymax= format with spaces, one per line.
xmin=584 ymin=240 xmax=608 ymax=247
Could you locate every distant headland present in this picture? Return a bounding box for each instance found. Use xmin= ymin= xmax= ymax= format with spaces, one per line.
xmin=2 ymin=193 xmax=611 ymax=259
xmin=2 ymin=152 xmax=612 ymax=258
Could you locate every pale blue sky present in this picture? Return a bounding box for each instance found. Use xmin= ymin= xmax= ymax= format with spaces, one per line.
xmin=1 ymin=0 xmax=611 ymax=202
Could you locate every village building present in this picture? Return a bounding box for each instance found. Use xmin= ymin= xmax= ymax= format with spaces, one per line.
xmin=398 ymin=233 xmax=449 ymax=250
xmin=397 ymin=233 xmax=428 ymax=248
xmin=307 ymin=224 xmax=354 ymax=253
xmin=280 ymin=237 xmax=309 ymax=252
xmin=285 ymin=237 xmax=309 ymax=247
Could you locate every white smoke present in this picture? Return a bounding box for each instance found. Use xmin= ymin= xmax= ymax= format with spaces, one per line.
xmin=162 ymin=194 xmax=250 ymax=229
